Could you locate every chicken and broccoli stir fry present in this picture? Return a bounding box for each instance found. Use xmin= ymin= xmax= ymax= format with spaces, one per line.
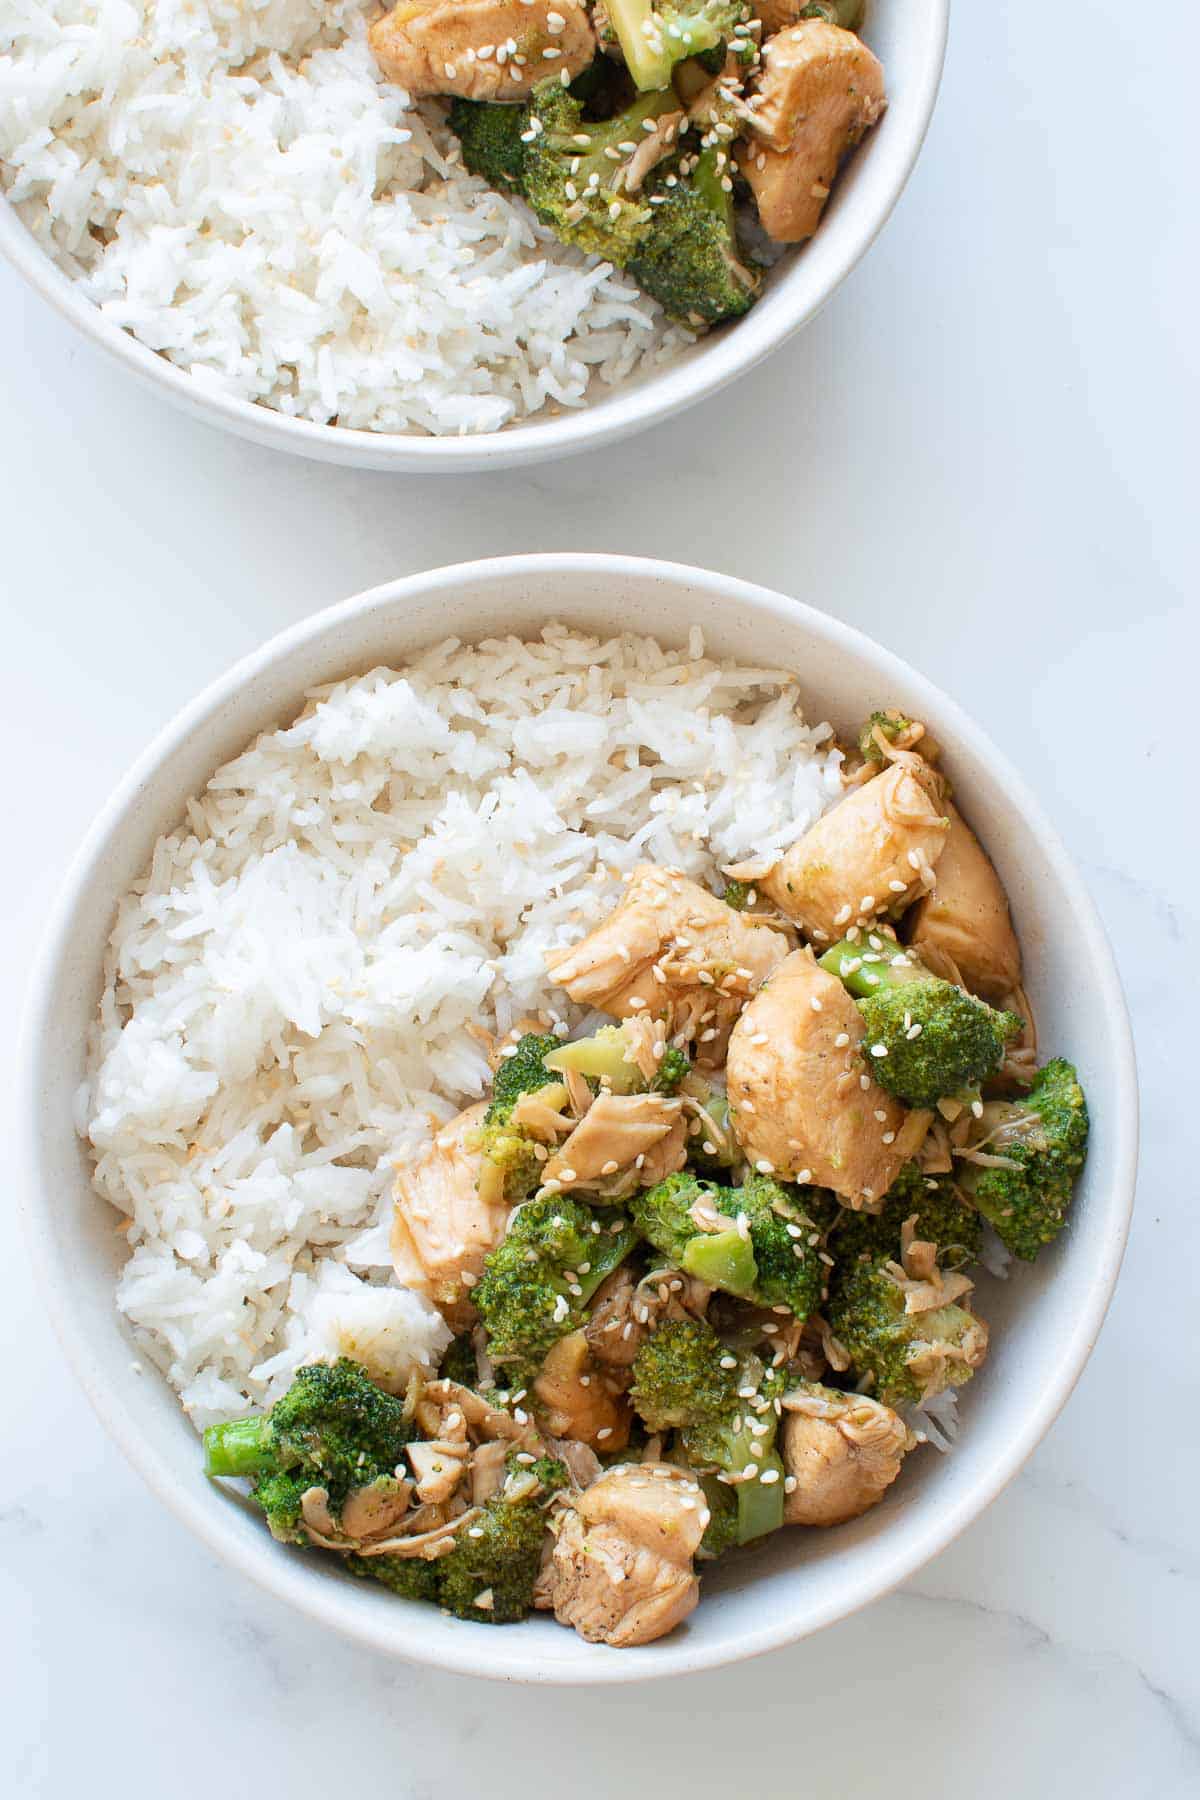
xmin=205 ymin=707 xmax=1090 ymax=1650
xmin=365 ymin=0 xmax=886 ymax=327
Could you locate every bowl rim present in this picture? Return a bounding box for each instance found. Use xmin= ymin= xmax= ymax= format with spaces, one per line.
xmin=19 ymin=552 xmax=1138 ymax=1682
xmin=0 ymin=3 xmax=948 ymax=472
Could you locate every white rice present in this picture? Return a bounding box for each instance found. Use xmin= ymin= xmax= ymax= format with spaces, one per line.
xmin=0 ymin=0 xmax=691 ymax=434
xmin=80 ymin=625 xmax=844 ymax=1427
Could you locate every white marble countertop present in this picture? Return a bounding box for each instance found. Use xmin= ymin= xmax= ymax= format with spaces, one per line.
xmin=3 ymin=1 xmax=1196 ymax=1792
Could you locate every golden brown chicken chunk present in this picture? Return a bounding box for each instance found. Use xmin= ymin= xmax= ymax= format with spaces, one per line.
xmin=726 ymin=950 xmax=927 ymax=1204
xmin=781 ymin=1382 xmax=915 ymax=1526
xmin=735 ymin=21 xmax=885 ymax=242
xmin=370 ymin=0 xmax=594 ymax=102
xmin=544 ymin=865 xmax=789 ymax=1067
xmin=546 ymin=1463 xmax=706 ymax=1647
xmin=391 ymin=1103 xmax=506 ymax=1325
xmin=532 ymin=1330 xmax=633 ymax=1450
xmin=732 ymin=754 xmax=950 ymax=944
xmin=540 ymin=1090 xmax=687 ymax=1196
xmin=907 ymin=804 xmax=1022 ymax=1004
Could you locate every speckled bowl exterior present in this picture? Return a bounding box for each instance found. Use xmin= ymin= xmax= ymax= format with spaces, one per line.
xmin=0 ymin=5 xmax=947 ymax=471
xmin=20 ymin=555 xmax=1137 ymax=1681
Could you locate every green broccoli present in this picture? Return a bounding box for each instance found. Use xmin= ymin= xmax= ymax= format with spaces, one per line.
xmin=605 ymin=0 xmax=752 ymax=90
xmin=722 ymin=879 xmax=752 ymax=911
xmin=479 ymin=1032 xmax=565 ymax=1204
xmin=819 ymin=935 xmax=1022 ymax=1109
xmin=346 ymin=1555 xmax=440 ymax=1602
xmin=451 ymin=80 xmax=758 ymax=327
xmin=202 ymin=1359 xmax=415 ymax=1543
xmin=631 ymin=1171 xmax=757 ymax=1295
xmin=522 ymin=81 xmax=683 ymax=262
xmin=684 ymin=1077 xmax=739 ymax=1174
xmin=628 ymin=146 xmax=760 ymax=327
xmin=546 ymin=1019 xmax=690 ymax=1095
xmin=827 ymin=1254 xmax=988 ymax=1408
xmin=474 ymin=1194 xmax=640 ymax=1390
xmin=446 ymin=96 xmax=531 ymax=196
xmin=833 ymin=1165 xmax=982 ymax=1272
xmin=697 ymin=1477 xmax=739 ymax=1559
xmin=435 ymin=1453 xmax=568 ymax=1623
xmin=954 ymin=1059 xmax=1089 ymax=1261
xmin=857 ymin=709 xmax=916 ymax=764
xmin=438 ymin=1333 xmax=479 ymax=1388
xmin=630 ymin=1170 xmax=832 ymax=1319
xmin=629 ymin=1319 xmax=786 ymax=1542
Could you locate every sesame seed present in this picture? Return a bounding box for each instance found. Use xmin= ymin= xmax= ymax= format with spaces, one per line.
xmin=870 ymin=1043 xmax=888 ymax=1058
xmin=755 ymin=1159 xmax=774 ymax=1174
xmin=499 ymin=1044 xmax=518 ymax=1058
xmin=881 ymin=1131 xmax=896 ymax=1145
xmin=596 ymin=1427 xmax=613 ymax=1440
xmin=719 ymin=1355 xmax=738 ymax=1369
xmin=759 ymin=1468 xmax=780 ymax=1485
xmin=810 ymin=996 xmax=823 ymax=1012
xmin=888 ymin=879 xmax=907 ymax=893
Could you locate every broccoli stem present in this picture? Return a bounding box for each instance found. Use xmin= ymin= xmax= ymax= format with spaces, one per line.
xmin=605 ymin=0 xmax=675 ymax=89
xmin=681 ymin=1228 xmax=759 ymax=1297
xmin=735 ymin=1455 xmax=786 ymax=1543
xmin=203 ymin=1415 xmax=274 ymax=1478
xmin=819 ymin=935 xmax=921 ymax=999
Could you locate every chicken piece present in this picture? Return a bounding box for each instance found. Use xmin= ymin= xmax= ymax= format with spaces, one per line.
xmin=735 ymin=21 xmax=885 ymax=242
xmin=906 ymin=804 xmax=1022 ymax=1005
xmin=391 ymin=1103 xmax=505 ymax=1326
xmin=547 ymin=1464 xmax=706 ymax=1647
xmin=544 ymin=865 xmax=789 ymax=1067
xmin=541 ymin=1091 xmax=687 ymax=1195
xmin=781 ymin=1382 xmax=915 ymax=1526
xmin=406 ymin=1440 xmax=468 ymax=1507
xmin=369 ymin=0 xmax=594 ymax=102
xmin=585 ymin=1262 xmax=710 ymax=1372
xmin=533 ymin=1331 xmax=633 ymax=1451
xmin=726 ymin=949 xmax=929 ymax=1205
xmin=733 ymin=755 xmax=950 ymax=944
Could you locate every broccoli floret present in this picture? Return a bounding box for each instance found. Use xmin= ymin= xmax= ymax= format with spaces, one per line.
xmin=436 ymin=1453 xmax=568 ymax=1623
xmin=857 ymin=709 xmax=915 ymax=764
xmin=722 ymin=879 xmax=752 ymax=911
xmin=955 ymin=1059 xmax=1089 ymax=1261
xmin=202 ymin=1359 xmax=416 ymax=1542
xmin=489 ymin=1032 xmax=561 ymax=1111
xmin=451 ymin=78 xmax=757 ymax=329
xmin=630 ymin=1170 xmax=832 ymax=1319
xmin=828 ymin=1255 xmax=987 ymax=1408
xmin=478 ymin=1032 xmax=565 ymax=1204
xmin=438 ymin=1334 xmax=479 ymax=1388
xmin=546 ymin=1020 xmax=691 ymax=1096
xmin=446 ymin=96 xmax=531 ymax=195
xmin=630 ymin=1171 xmax=756 ymax=1295
xmin=605 ymin=0 xmax=752 ymax=90
xmin=820 ymin=935 xmax=1022 ymax=1109
xmin=346 ymin=1554 xmax=441 ymax=1602
xmin=654 ymin=1046 xmax=692 ymax=1093
xmin=522 ymin=81 xmax=682 ymax=262
xmin=717 ymin=1174 xmax=835 ymax=1318
xmin=629 ymin=1315 xmax=734 ymax=1429
xmin=628 ymin=146 xmax=761 ymax=326
xmin=834 ymin=1165 xmax=982 ymax=1271
xmin=474 ymin=1194 xmax=639 ymax=1389
xmin=629 ymin=1320 xmax=785 ymax=1542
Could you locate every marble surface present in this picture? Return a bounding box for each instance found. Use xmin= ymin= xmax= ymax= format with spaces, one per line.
xmin=3 ymin=1 xmax=1196 ymax=1793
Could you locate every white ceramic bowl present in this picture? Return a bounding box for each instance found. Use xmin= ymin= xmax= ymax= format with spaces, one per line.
xmin=0 ymin=5 xmax=947 ymax=472
xmin=20 ymin=554 xmax=1137 ymax=1682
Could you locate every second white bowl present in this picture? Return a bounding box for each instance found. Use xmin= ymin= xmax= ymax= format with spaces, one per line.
xmin=20 ymin=553 xmax=1136 ymax=1681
